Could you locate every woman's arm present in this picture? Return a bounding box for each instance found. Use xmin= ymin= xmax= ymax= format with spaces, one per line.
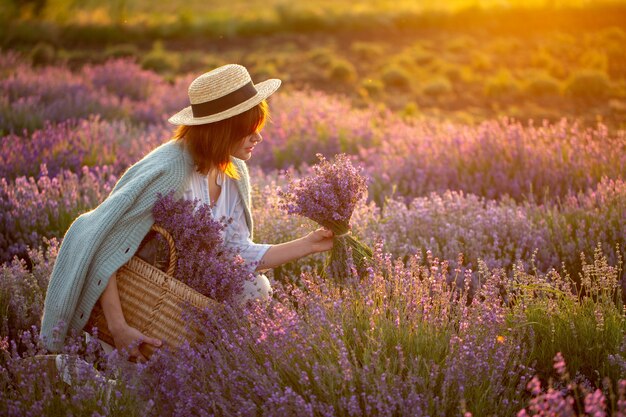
xmin=256 ymin=228 xmax=334 ymax=271
xmin=99 ymin=271 xmax=161 ymax=362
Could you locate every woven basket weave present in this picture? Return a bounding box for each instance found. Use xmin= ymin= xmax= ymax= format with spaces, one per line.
xmin=85 ymin=224 xmax=216 ymax=358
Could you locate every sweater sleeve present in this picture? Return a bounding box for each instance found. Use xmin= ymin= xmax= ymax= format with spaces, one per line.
xmin=40 ymin=191 xmax=135 ymax=349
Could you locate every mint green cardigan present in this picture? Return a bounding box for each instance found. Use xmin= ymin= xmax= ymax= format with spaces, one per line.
xmin=40 ymin=140 xmax=254 ymax=352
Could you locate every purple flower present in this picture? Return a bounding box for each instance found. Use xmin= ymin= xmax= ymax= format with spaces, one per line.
xmin=553 ymin=352 xmax=568 ymax=378
xmin=279 ymin=153 xmax=372 ymax=282
xmin=152 ymin=192 xmax=254 ymax=303
xmin=584 ymin=389 xmax=607 ymax=417
xmin=279 ymin=153 xmax=367 ymax=233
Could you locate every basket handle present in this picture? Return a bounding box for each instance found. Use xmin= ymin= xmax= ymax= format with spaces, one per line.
xmin=150 ymin=224 xmax=178 ymax=276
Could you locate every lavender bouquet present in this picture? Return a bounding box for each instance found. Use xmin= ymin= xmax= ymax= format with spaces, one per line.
xmin=150 ymin=192 xmax=254 ymax=304
xmin=279 ymin=153 xmax=372 ymax=282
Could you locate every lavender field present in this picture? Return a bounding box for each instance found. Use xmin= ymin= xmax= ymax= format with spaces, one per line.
xmin=1 ymin=50 xmax=625 ymax=416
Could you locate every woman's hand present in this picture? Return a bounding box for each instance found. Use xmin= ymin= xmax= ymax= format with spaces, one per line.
xmin=110 ymin=323 xmax=162 ymax=363
xmin=305 ymin=228 xmax=334 ymax=254
xmin=99 ymin=272 xmax=161 ymax=363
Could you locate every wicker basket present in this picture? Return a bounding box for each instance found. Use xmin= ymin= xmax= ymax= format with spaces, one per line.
xmin=85 ymin=224 xmax=217 ymax=358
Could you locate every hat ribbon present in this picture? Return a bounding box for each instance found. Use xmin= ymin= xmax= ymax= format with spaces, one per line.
xmin=191 ymin=81 xmax=258 ymax=117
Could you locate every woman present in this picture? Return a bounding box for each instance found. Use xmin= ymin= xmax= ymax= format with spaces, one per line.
xmin=41 ymin=64 xmax=334 ymax=362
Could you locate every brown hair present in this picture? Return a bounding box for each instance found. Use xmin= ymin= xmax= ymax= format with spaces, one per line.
xmin=174 ymin=100 xmax=269 ymax=177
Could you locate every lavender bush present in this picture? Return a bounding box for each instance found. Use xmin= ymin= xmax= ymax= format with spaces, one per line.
xmin=2 ymin=53 xmax=623 ymax=206
xmin=368 ymin=190 xmax=554 ymax=272
xmin=0 ymin=63 xmax=126 ymax=133
xmin=517 ymin=352 xmax=623 ymax=417
xmin=256 ymin=173 xmax=625 ymax=287
xmin=255 ymin=88 xmax=626 ymax=204
xmin=0 ymin=222 xmax=624 ymax=415
xmin=124 ymin=244 xmax=624 ymax=416
xmin=1 ymin=54 xmax=625 ymax=415
xmin=251 ymin=90 xmax=380 ymax=170
xmin=0 ymin=240 xmax=58 ymax=341
xmin=364 ymin=178 xmax=626 ymax=285
xmin=0 ymin=327 xmax=142 ymax=416
xmin=0 ymin=165 xmax=117 ymax=264
xmin=357 ymin=117 xmax=626 ymax=205
xmin=540 ymin=177 xmax=626 ymax=277
xmin=2 ymin=161 xmax=623 ymax=289
xmin=0 ymin=55 xmax=189 ymax=133
xmin=0 ymin=117 xmax=169 ymax=180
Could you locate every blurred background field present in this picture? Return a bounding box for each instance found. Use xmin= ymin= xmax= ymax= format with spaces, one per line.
xmin=1 ymin=0 xmax=625 ymax=128
xmin=2 ymin=2 xmax=626 ymax=415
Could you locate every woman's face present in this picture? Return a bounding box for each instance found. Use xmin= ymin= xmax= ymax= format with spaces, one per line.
xmin=232 ymin=131 xmax=263 ymax=161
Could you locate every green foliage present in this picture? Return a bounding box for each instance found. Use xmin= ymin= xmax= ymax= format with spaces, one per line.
xmin=104 ymin=43 xmax=139 ymax=60
xmin=58 ymin=24 xmax=132 ymax=48
xmin=29 ymin=42 xmax=55 ymax=67
xmin=470 ymin=51 xmax=493 ymax=72
xmin=579 ymin=49 xmax=608 ymax=72
xmin=422 ymin=76 xmax=453 ymax=96
xmin=438 ymin=62 xmax=463 ymax=82
xmin=446 ymin=35 xmax=475 ymax=53
xmin=360 ymin=78 xmax=383 ymax=98
xmin=411 ymin=46 xmax=435 ymax=66
xmin=606 ymin=41 xmax=626 ymax=79
xmin=600 ymin=26 xmax=626 ymax=44
xmin=253 ymin=62 xmax=280 ymax=81
xmin=564 ymin=69 xmax=612 ymax=101
xmin=274 ymin=3 xmax=327 ymax=32
xmin=511 ymin=245 xmax=625 ymax=384
xmin=307 ymin=47 xmax=335 ymax=68
xmin=530 ymin=48 xmax=568 ymax=80
xmin=402 ymin=101 xmax=419 ymax=117
xmin=58 ymin=49 xmax=105 ymax=70
xmin=487 ymin=37 xmax=522 ymax=56
xmin=381 ymin=65 xmax=412 ymax=89
xmin=0 ymin=1 xmax=18 ymax=23
xmin=0 ymin=4 xmax=624 ymax=127
xmin=140 ymin=41 xmax=178 ymax=74
xmin=484 ymin=69 xmax=521 ymax=99
xmin=350 ymin=41 xmax=384 ymax=61
xmin=523 ymin=72 xmax=561 ymax=97
xmin=328 ymin=58 xmax=357 ymax=83
xmin=177 ymin=51 xmax=211 ymax=74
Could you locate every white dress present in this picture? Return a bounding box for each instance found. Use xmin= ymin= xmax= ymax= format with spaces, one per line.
xmin=183 ymin=170 xmax=273 ymax=303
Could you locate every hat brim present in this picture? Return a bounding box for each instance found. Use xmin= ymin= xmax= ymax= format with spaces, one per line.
xmin=168 ymin=79 xmax=281 ymax=126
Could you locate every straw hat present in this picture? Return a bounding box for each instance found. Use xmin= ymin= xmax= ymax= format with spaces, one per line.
xmin=168 ymin=64 xmax=281 ymax=126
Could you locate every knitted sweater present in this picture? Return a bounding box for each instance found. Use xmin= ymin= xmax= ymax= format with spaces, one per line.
xmin=40 ymin=140 xmax=254 ymax=352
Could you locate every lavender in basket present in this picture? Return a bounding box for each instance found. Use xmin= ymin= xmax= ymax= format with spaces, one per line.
xmin=152 ymin=192 xmax=254 ymax=303
xmin=279 ymin=153 xmax=372 ymax=282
